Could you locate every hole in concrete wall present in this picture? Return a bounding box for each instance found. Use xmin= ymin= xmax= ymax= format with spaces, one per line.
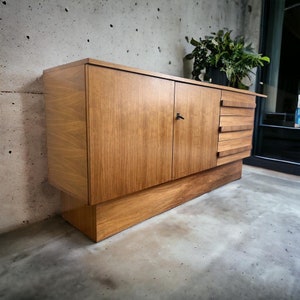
xmin=8 ymin=150 xmax=12 ymax=154
xmin=110 ymin=24 xmax=113 ymax=28
xmin=157 ymin=8 xmax=160 ymax=11
xmin=26 ymin=35 xmax=30 ymax=40
xmin=158 ymin=46 xmax=161 ymax=52
xmin=87 ymin=39 xmax=90 ymax=42
xmin=169 ymin=61 xmax=171 ymax=65
xmin=2 ymin=1 xmax=6 ymax=5
xmin=136 ymin=28 xmax=138 ymax=32
xmin=65 ymin=8 xmax=69 ymax=12
xmin=248 ymin=5 xmax=252 ymax=12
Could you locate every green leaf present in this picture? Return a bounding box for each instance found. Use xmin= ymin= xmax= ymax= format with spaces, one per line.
xmin=260 ymin=56 xmax=270 ymax=63
xmin=190 ymin=38 xmax=200 ymax=46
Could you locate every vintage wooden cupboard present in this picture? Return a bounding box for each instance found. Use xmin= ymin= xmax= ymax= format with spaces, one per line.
xmin=43 ymin=58 xmax=266 ymax=242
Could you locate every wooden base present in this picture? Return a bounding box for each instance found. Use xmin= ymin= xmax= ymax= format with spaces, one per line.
xmin=62 ymin=160 xmax=242 ymax=242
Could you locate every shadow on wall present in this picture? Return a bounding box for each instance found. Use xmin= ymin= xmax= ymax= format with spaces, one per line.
xmin=0 ymin=77 xmax=60 ymax=234
xmin=21 ymin=78 xmax=61 ymax=225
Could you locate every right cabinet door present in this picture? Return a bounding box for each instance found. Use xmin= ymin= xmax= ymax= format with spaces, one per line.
xmin=173 ymin=82 xmax=221 ymax=179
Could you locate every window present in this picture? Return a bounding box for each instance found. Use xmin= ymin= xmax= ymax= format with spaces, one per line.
xmin=252 ymin=0 xmax=300 ymax=169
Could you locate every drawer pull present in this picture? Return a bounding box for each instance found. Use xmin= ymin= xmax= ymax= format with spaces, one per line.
xmin=176 ymin=113 xmax=185 ymax=120
xmin=221 ymin=100 xmax=256 ymax=109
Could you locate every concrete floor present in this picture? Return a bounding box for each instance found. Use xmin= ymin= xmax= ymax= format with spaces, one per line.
xmin=1 ymin=165 xmax=300 ymax=300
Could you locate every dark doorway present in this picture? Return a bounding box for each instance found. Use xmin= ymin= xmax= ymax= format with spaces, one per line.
xmin=245 ymin=0 xmax=300 ymax=175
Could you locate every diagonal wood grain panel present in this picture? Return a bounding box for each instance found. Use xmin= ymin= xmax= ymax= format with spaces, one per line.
xmin=43 ymin=65 xmax=88 ymax=201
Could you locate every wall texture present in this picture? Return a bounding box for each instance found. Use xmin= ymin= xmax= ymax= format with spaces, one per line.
xmin=0 ymin=0 xmax=262 ymax=234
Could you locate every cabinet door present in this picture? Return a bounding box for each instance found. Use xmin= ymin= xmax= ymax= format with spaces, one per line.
xmin=87 ymin=66 xmax=174 ymax=204
xmin=173 ymin=83 xmax=221 ymax=179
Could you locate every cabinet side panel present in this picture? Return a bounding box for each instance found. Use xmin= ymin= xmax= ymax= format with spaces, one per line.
xmin=87 ymin=66 xmax=174 ymax=204
xmin=43 ymin=65 xmax=88 ymax=201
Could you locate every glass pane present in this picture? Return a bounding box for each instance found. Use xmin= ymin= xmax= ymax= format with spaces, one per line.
xmin=256 ymin=0 xmax=300 ymax=164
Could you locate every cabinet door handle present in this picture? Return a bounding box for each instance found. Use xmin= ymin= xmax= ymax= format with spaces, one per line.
xmin=176 ymin=113 xmax=185 ymax=120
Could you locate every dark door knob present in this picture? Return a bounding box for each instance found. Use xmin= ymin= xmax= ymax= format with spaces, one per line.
xmin=176 ymin=112 xmax=185 ymax=120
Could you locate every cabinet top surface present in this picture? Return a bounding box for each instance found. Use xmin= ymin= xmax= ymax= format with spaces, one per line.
xmin=43 ymin=58 xmax=267 ymax=98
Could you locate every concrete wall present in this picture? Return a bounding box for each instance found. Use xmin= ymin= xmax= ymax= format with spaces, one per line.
xmin=0 ymin=0 xmax=262 ymax=234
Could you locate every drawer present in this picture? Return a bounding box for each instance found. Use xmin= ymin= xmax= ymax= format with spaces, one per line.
xmin=221 ymin=100 xmax=256 ymax=109
xmin=220 ymin=106 xmax=255 ymax=117
xmin=217 ymin=130 xmax=253 ymax=166
xmin=219 ymin=130 xmax=253 ymax=142
xmin=217 ymin=136 xmax=252 ymax=157
xmin=221 ymin=90 xmax=256 ymax=105
xmin=217 ymin=150 xmax=251 ymax=166
xmin=219 ymin=91 xmax=255 ymax=132
xmin=219 ymin=115 xmax=254 ymax=132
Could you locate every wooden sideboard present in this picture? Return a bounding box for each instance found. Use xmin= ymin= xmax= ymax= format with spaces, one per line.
xmin=43 ymin=58 xmax=266 ymax=242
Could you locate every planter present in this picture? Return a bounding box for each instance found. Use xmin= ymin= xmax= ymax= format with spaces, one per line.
xmin=206 ymin=67 xmax=229 ymax=86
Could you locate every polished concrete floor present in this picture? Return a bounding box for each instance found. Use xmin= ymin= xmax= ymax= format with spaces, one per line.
xmin=1 ymin=165 xmax=300 ymax=300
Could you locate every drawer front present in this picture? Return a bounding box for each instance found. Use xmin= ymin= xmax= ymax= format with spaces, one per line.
xmin=222 ymin=90 xmax=256 ymax=103
xmin=219 ymin=130 xmax=253 ymax=142
xmin=217 ymin=91 xmax=256 ymax=165
xmin=217 ymin=150 xmax=251 ymax=166
xmin=220 ymin=106 xmax=255 ymax=116
xmin=219 ymin=116 xmax=254 ymax=132
xmin=218 ymin=136 xmax=252 ymax=157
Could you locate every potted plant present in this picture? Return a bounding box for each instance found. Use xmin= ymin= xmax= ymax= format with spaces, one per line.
xmin=185 ymin=29 xmax=270 ymax=89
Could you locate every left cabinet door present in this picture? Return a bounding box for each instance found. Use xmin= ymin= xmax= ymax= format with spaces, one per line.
xmin=87 ymin=65 xmax=174 ymax=205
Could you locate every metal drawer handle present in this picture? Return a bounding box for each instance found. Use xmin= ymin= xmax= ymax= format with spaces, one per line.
xmin=176 ymin=113 xmax=185 ymax=120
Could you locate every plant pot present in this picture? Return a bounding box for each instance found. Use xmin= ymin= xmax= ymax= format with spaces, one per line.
xmin=206 ymin=67 xmax=229 ymax=86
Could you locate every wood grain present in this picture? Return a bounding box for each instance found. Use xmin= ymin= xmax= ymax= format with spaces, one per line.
xmin=219 ymin=130 xmax=253 ymax=141
xmin=95 ymin=160 xmax=242 ymax=242
xmin=219 ymin=116 xmax=254 ymax=132
xmin=219 ymin=124 xmax=254 ymax=132
xmin=87 ymin=66 xmax=174 ymax=205
xmin=173 ymin=83 xmax=221 ymax=179
xmin=221 ymin=100 xmax=256 ymax=109
xmin=218 ymin=145 xmax=252 ymax=157
xmin=43 ymin=58 xmax=264 ymax=243
xmin=218 ymin=136 xmax=252 ymax=152
xmin=217 ymin=91 xmax=255 ymax=163
xmin=217 ymin=150 xmax=251 ymax=166
xmin=62 ymin=192 xmax=96 ymax=241
xmin=43 ymin=65 xmax=88 ymax=201
xmin=221 ymin=91 xmax=256 ymax=103
xmin=44 ymin=58 xmax=267 ymax=99
xmin=220 ymin=106 xmax=255 ymax=116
